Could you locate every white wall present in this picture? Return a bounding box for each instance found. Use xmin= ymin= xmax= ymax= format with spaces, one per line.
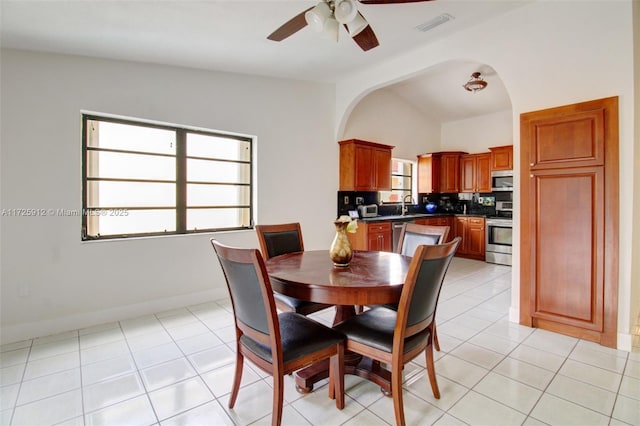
xmin=0 ymin=50 xmax=338 ymax=343
xmin=632 ymin=0 xmax=640 ymax=338
xmin=440 ymin=110 xmax=513 ymax=153
xmin=341 ymin=89 xmax=440 ymax=160
xmin=335 ymin=1 xmax=635 ymax=349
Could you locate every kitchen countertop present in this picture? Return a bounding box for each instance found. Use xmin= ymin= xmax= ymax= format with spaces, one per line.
xmin=358 ymin=213 xmax=487 ymax=223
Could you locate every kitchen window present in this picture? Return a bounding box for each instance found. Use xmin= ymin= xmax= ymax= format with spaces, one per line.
xmin=82 ymin=114 xmax=253 ymax=240
xmin=379 ymin=159 xmax=414 ymax=203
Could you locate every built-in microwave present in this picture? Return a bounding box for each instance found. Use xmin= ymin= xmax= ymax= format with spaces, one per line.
xmin=491 ymin=170 xmax=513 ymax=191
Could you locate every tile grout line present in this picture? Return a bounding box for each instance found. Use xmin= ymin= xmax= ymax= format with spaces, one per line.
xmin=7 ymin=339 xmax=33 ymax=426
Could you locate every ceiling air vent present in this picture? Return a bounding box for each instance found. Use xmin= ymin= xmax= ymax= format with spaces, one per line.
xmin=415 ymin=13 xmax=455 ymax=33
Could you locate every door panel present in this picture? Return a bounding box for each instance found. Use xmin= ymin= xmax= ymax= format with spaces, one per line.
xmin=528 ymin=109 xmax=605 ymax=170
xmin=354 ymin=145 xmax=373 ymax=191
xmin=532 ymin=169 xmax=604 ymax=330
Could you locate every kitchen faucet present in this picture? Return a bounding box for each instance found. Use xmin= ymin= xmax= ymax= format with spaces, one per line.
xmin=401 ymin=194 xmax=415 ymax=216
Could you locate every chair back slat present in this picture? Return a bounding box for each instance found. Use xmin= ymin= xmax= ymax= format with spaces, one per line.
xmin=211 ymin=240 xmax=280 ymax=344
xmin=405 ymin=256 xmax=451 ymax=327
xmin=216 ymin=254 xmax=271 ymax=336
xmin=256 ymin=223 xmax=304 ymax=260
xmin=397 ymin=223 xmax=450 ymax=256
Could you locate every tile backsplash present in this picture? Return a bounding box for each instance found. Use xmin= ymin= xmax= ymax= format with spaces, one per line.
xmin=337 ymin=190 xmax=512 ymax=218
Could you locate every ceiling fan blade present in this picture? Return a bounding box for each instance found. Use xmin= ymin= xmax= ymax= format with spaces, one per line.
xmin=358 ymin=0 xmax=434 ymax=4
xmin=351 ymin=25 xmax=379 ymax=51
xmin=267 ymin=7 xmax=313 ymax=41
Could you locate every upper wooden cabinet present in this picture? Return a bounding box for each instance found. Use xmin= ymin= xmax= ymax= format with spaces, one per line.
xmin=339 ymin=139 xmax=393 ymax=191
xmin=440 ymin=152 xmax=464 ymax=193
xmin=460 ymin=153 xmax=491 ymax=193
xmin=417 ymin=153 xmax=441 ymax=194
xmin=417 ymin=151 xmax=465 ymax=193
xmin=489 ymin=145 xmax=514 ymax=171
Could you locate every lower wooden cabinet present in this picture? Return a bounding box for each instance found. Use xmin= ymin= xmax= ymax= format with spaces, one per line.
xmin=348 ymin=222 xmax=392 ymax=252
xmin=453 ymin=216 xmax=485 ymax=260
xmin=414 ymin=217 xmax=452 ymax=241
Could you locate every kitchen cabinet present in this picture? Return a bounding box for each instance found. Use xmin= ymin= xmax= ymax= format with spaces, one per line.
xmin=440 ymin=152 xmax=463 ymax=193
xmin=348 ymin=221 xmax=392 ymax=252
xmin=339 ymin=139 xmax=393 ymax=191
xmin=460 ymin=153 xmax=491 ymax=193
xmin=417 ymin=153 xmax=440 ymax=194
xmin=453 ymin=216 xmax=485 ymax=260
xmin=415 ymin=216 xmax=452 ymax=241
xmin=489 ymin=145 xmax=513 ymax=171
xmin=417 ymin=151 xmax=465 ymax=193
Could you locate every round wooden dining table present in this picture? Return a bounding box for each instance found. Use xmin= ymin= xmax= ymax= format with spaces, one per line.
xmin=265 ymin=249 xmax=413 ymax=394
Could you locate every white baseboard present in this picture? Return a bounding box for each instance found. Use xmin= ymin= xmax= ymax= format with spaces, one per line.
xmin=617 ymin=332 xmax=633 ymax=352
xmin=0 ymin=288 xmax=228 ymax=345
xmin=509 ymin=306 xmax=519 ymax=323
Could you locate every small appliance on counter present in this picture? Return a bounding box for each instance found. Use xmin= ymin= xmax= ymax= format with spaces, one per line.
xmin=357 ymin=204 xmax=378 ymax=218
xmin=439 ymin=196 xmax=455 ymax=213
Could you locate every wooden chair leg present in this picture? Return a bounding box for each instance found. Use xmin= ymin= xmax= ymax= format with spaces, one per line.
xmin=229 ymin=351 xmax=244 ymax=408
xmin=433 ymin=322 xmax=441 ymax=352
xmin=425 ymin=343 xmax=440 ymax=399
xmin=391 ymin=362 xmax=406 ymax=426
xmin=329 ymin=343 xmax=345 ymax=409
xmin=272 ymin=374 xmax=284 ymax=426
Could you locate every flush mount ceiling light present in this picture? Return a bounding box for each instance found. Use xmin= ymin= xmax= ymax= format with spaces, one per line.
xmin=463 ymin=72 xmax=488 ymax=93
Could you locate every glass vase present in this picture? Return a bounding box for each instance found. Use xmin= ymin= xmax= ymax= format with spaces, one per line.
xmin=329 ymin=220 xmax=353 ymax=267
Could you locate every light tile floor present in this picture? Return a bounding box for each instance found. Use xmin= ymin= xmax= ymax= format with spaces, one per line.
xmin=1 ymin=258 xmax=639 ymax=425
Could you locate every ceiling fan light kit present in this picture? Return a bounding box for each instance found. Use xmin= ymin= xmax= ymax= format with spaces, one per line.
xmin=335 ymin=0 xmax=358 ymax=24
xmin=305 ymin=2 xmax=332 ymax=32
xmin=268 ymin=0 xmax=434 ymax=52
xmin=322 ymin=16 xmax=340 ymax=41
xmin=463 ymin=72 xmax=488 ymax=92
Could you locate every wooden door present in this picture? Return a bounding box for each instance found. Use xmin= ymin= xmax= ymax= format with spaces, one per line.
xmin=520 ymin=97 xmax=619 ymax=348
xmin=466 ymin=217 xmax=485 ymax=259
xmin=460 ymin=155 xmax=476 ymax=192
xmin=354 ymin=145 xmax=373 ymax=191
xmin=490 ymin=145 xmax=513 ymax=171
xmin=417 ymin=154 xmax=441 ymax=193
xmin=453 ymin=217 xmax=468 ymax=255
xmin=373 ymin=148 xmax=391 ymax=190
xmin=476 ymin=153 xmax=492 ymax=192
xmin=440 ymin=153 xmax=461 ymax=193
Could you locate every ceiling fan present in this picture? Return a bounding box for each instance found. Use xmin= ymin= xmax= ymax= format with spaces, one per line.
xmin=267 ymin=0 xmax=434 ymax=52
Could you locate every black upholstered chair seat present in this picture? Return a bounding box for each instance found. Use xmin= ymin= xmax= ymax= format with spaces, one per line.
xmin=333 ymin=307 xmax=430 ymax=354
xmin=241 ymin=312 xmax=345 ymax=364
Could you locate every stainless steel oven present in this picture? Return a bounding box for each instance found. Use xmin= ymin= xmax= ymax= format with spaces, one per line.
xmin=486 ymin=217 xmax=512 ymax=266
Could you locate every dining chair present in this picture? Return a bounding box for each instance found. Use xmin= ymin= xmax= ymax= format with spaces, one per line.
xmin=210 ymin=239 xmax=345 ymax=426
xmin=255 ymin=223 xmax=332 ymax=315
xmin=333 ymin=237 xmax=461 ymax=426
xmin=395 ymin=222 xmax=450 ymax=351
